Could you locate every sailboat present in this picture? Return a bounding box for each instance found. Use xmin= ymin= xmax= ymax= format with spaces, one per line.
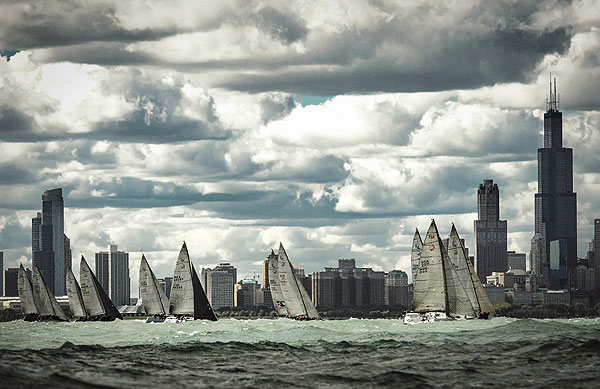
xmin=80 ymin=255 xmax=122 ymax=321
xmin=268 ymin=249 xmax=287 ymax=316
xmin=410 ymin=228 xmax=423 ymax=284
xmin=31 ymin=265 xmax=69 ymax=321
xmin=404 ymin=220 xmax=474 ymax=324
xmin=66 ymin=268 xmax=88 ymax=321
xmin=17 ymin=264 xmax=40 ymax=322
xmin=277 ymin=243 xmax=320 ymax=320
xmin=139 ymin=254 xmax=170 ymax=323
xmin=165 ymin=242 xmax=217 ymax=322
xmin=447 ymin=224 xmax=495 ymax=318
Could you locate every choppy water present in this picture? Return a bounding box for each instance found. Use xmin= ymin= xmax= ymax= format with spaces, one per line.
xmin=1 ymin=318 xmax=599 ymax=388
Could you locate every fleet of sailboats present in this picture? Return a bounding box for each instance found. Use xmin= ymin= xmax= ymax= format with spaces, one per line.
xmin=15 ymin=225 xmax=493 ymax=325
xmin=404 ymin=220 xmax=495 ymax=324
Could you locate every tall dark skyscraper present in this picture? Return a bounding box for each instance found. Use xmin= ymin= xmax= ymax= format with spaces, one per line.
xmin=32 ymin=188 xmax=66 ymax=296
xmin=533 ymin=78 xmax=577 ymax=287
xmin=594 ymin=219 xmax=600 ymax=294
xmin=474 ymin=179 xmax=508 ymax=283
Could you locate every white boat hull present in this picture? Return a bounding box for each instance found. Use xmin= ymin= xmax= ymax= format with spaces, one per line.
xmin=403 ymin=311 xmax=453 ymax=324
xmin=164 ymin=316 xmax=194 ymax=323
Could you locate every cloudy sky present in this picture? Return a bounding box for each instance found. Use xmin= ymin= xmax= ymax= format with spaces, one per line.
xmin=1 ymin=0 xmax=600 ymax=296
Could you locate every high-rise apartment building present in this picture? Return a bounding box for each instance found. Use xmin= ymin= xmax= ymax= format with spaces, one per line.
xmin=234 ymin=279 xmax=259 ymax=308
xmin=201 ymin=263 xmax=236 ymax=310
xmin=4 ymin=267 xmax=27 ymax=297
xmin=474 ymin=179 xmax=508 ymax=283
xmin=385 ymin=270 xmax=409 ymax=307
xmin=95 ymin=245 xmax=130 ymax=306
xmin=95 ymin=251 xmax=110 ymax=292
xmin=32 ymin=188 xmax=66 ymax=296
xmin=311 ymin=259 xmax=385 ymax=309
xmin=533 ymin=78 xmax=577 ymax=288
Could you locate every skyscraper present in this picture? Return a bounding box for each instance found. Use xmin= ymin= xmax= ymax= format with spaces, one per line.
xmin=32 ymin=188 xmax=66 ymax=296
xmin=474 ymin=179 xmax=508 ymax=283
xmin=95 ymin=251 xmax=110 ymax=292
xmin=533 ymin=78 xmax=577 ymax=287
xmin=95 ymin=245 xmax=130 ymax=306
xmin=201 ymin=263 xmax=236 ymax=309
xmin=594 ymin=219 xmax=600 ymax=293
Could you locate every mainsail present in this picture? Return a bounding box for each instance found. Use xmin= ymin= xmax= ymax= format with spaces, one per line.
xmin=168 ymin=242 xmax=217 ymax=321
xmin=139 ymin=255 xmax=169 ymax=316
xmin=277 ymin=243 xmax=320 ymax=320
xmin=32 ymin=265 xmax=68 ymax=321
xmin=412 ymin=221 xmax=447 ymax=312
xmin=446 ymin=224 xmax=495 ymax=315
xmin=80 ymin=256 xmax=122 ymax=321
xmin=410 ymin=229 xmax=423 ymax=284
xmin=443 ymin=242 xmax=477 ymax=318
xmin=18 ymin=264 xmax=39 ymax=318
xmin=66 ymin=268 xmax=87 ymax=320
xmin=267 ymin=250 xmax=287 ymax=316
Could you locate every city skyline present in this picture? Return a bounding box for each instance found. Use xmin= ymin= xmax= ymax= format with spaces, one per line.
xmin=1 ymin=2 xmax=600 ymax=299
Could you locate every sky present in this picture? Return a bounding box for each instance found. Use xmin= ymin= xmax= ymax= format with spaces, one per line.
xmin=1 ymin=0 xmax=600 ymax=297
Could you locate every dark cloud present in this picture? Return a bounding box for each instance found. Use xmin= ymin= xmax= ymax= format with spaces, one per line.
xmin=0 ymin=107 xmax=37 ymax=141
xmin=0 ymin=1 xmax=180 ymax=49
xmin=0 ymin=163 xmax=37 ymax=184
xmin=252 ymin=7 xmax=309 ymax=44
xmin=66 ymin=177 xmax=269 ymax=209
xmin=221 ymin=27 xmax=571 ymax=95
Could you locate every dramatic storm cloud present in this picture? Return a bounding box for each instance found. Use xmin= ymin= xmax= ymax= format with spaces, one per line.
xmin=1 ymin=0 xmax=599 ymax=294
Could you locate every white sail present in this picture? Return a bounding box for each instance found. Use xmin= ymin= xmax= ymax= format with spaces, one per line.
xmin=80 ymin=256 xmax=122 ymax=320
xmin=410 ymin=229 xmax=423 ymax=283
xmin=140 ymin=255 xmax=169 ymax=316
xmin=66 ymin=268 xmax=87 ymax=319
xmin=32 ymin=266 xmax=54 ymax=317
xmin=169 ymin=243 xmax=195 ymax=316
xmin=465 ymin=250 xmax=496 ymax=315
xmin=32 ymin=265 xmax=68 ymax=321
xmin=80 ymin=256 xmax=106 ymax=317
xmin=446 ymin=225 xmax=479 ymax=317
xmin=18 ymin=264 xmax=39 ymax=316
xmin=412 ymin=220 xmax=447 ymax=312
xmin=277 ymin=243 xmax=320 ymax=319
xmin=267 ymin=250 xmax=287 ymax=316
xmin=442 ymin=243 xmax=477 ymax=318
xmin=297 ymin=273 xmax=320 ymax=320
xmin=277 ymin=244 xmax=307 ymax=318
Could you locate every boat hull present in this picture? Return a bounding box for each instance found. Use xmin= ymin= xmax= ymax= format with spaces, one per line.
xmin=164 ymin=316 xmax=194 ymax=323
xmin=403 ymin=311 xmax=453 ymax=325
